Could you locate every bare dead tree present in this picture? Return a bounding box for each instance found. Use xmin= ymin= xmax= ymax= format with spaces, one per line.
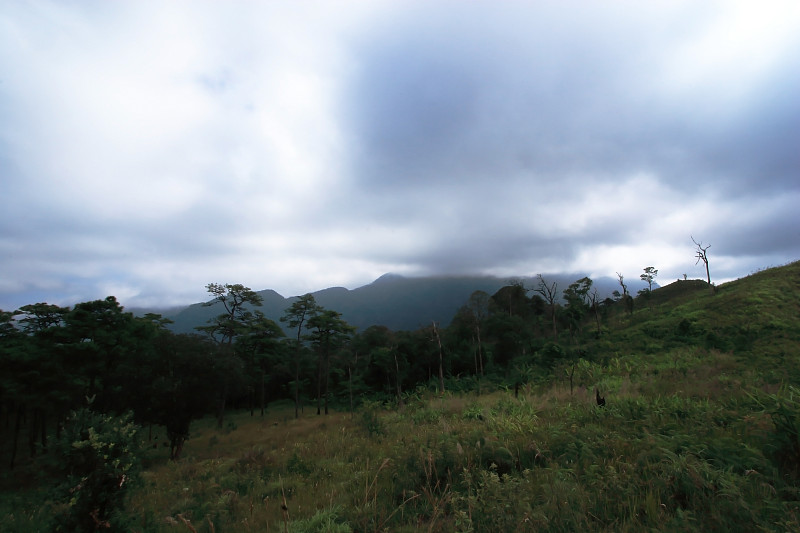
xmin=616 ymin=272 xmax=633 ymax=315
xmin=589 ymin=287 xmax=602 ymax=335
xmin=535 ymin=274 xmax=558 ymax=340
xmin=616 ymin=272 xmax=628 ymax=297
xmin=692 ymin=236 xmax=711 ymax=285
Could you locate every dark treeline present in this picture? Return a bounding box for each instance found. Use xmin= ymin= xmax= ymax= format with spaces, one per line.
xmin=1 ymin=275 xmax=629 ymax=465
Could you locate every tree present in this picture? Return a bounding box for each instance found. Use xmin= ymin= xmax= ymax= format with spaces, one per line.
xmin=355 ymin=325 xmax=399 ymax=404
xmin=431 ymin=321 xmax=446 ymax=395
xmin=562 ymin=277 xmax=593 ymax=342
xmin=466 ymin=290 xmax=489 ymax=377
xmin=616 ymin=272 xmax=634 ymax=315
xmin=197 ymin=283 xmax=263 ymax=427
xmin=281 ymin=294 xmax=319 ymax=418
xmin=46 ymin=406 xmax=141 ymax=531
xmin=62 ymin=297 xmax=136 ymax=413
xmin=147 ymin=333 xmax=221 ymax=459
xmin=492 ymin=280 xmax=529 ymax=317
xmin=588 ymin=288 xmax=602 ymax=336
xmin=485 ymin=312 xmax=530 ymax=368
xmin=12 ymin=304 xmax=68 ymax=458
xmin=1 ymin=309 xmax=30 ymax=468
xmin=692 ymin=236 xmax=712 ymax=286
xmin=236 ymin=311 xmax=285 ymax=416
xmin=535 ymin=274 xmax=559 ymax=340
xmin=197 ymin=283 xmax=264 ymax=345
xmin=307 ymin=309 xmax=354 ymax=415
xmin=15 ymin=303 xmax=68 ymax=333
xmin=640 ymin=266 xmax=658 ymax=293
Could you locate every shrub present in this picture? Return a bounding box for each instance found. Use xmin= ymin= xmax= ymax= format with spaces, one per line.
xmin=286 ymin=450 xmax=312 ymax=477
xmin=358 ymin=400 xmax=387 ymax=438
xmin=45 ymin=407 xmax=141 ymax=532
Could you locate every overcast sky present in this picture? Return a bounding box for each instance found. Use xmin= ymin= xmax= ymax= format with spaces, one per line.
xmin=1 ymin=1 xmax=799 ymax=310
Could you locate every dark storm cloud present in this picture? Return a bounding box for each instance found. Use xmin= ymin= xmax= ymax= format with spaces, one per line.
xmin=345 ymin=3 xmax=674 ymax=188
xmin=346 ymin=2 xmax=800 ymax=196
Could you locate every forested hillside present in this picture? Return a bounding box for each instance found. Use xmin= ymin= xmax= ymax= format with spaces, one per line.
xmin=1 ymin=261 xmax=799 ymax=531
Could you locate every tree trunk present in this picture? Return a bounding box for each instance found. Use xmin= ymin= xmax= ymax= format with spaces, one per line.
xmin=348 ymin=366 xmax=354 ymax=415
xmin=170 ymin=436 xmax=185 ymax=461
xmin=316 ymin=350 xmax=323 ymax=416
xmin=294 ymin=343 xmax=301 ymax=419
xmin=324 ymin=351 xmax=330 ymax=415
xmin=569 ymin=363 xmax=576 ymax=395
xmin=432 ymin=322 xmax=445 ymax=395
xmin=9 ymin=404 xmax=24 ymax=469
xmin=28 ymin=408 xmax=39 ymax=458
xmin=476 ymin=326 xmax=484 ymax=376
xmin=473 ymin=335 xmax=479 ymax=376
xmin=260 ymin=371 xmax=266 ymax=417
xmin=40 ymin=409 xmax=47 ymax=452
xmin=394 ymin=349 xmax=404 ymax=408
xmin=593 ymin=304 xmax=601 ymax=335
xmin=216 ymin=388 xmax=227 ymax=429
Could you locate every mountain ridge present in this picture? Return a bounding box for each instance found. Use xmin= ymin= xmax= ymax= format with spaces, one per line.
xmin=161 ymin=272 xmax=652 ymax=335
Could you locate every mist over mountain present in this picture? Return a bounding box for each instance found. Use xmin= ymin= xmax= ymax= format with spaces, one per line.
xmin=163 ymin=273 xmax=652 ymax=335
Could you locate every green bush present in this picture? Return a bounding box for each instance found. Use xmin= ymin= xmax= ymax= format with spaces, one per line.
xmin=286 ymin=450 xmax=313 ymax=477
xmin=358 ymin=401 xmax=387 ymax=438
xmin=45 ymin=407 xmax=141 ymax=532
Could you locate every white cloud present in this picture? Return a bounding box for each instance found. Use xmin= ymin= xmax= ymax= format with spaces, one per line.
xmin=0 ymin=0 xmax=798 ymax=311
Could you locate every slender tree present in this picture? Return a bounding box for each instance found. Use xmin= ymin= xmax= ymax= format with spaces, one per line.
xmin=197 ymin=283 xmax=263 ymax=427
xmin=466 ymin=290 xmax=489 ymax=377
xmin=281 ymin=294 xmax=319 ymax=418
xmin=563 ymin=277 xmax=593 ymax=342
xmin=588 ymin=287 xmax=602 ymax=336
xmin=307 ymin=309 xmax=354 ymax=415
xmin=236 ymin=311 xmax=285 ymax=416
xmin=431 ymin=321 xmax=446 ymax=395
xmin=616 ymin=272 xmax=634 ymax=315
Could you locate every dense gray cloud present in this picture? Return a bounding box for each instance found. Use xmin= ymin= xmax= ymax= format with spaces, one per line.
xmin=1 ymin=1 xmax=799 ymax=311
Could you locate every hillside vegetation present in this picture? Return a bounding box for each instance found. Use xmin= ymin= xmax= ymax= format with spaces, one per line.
xmin=2 ymin=261 xmax=800 ymax=531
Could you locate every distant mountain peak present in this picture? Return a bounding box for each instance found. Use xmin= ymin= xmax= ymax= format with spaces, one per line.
xmin=373 ymin=273 xmax=406 ymax=284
